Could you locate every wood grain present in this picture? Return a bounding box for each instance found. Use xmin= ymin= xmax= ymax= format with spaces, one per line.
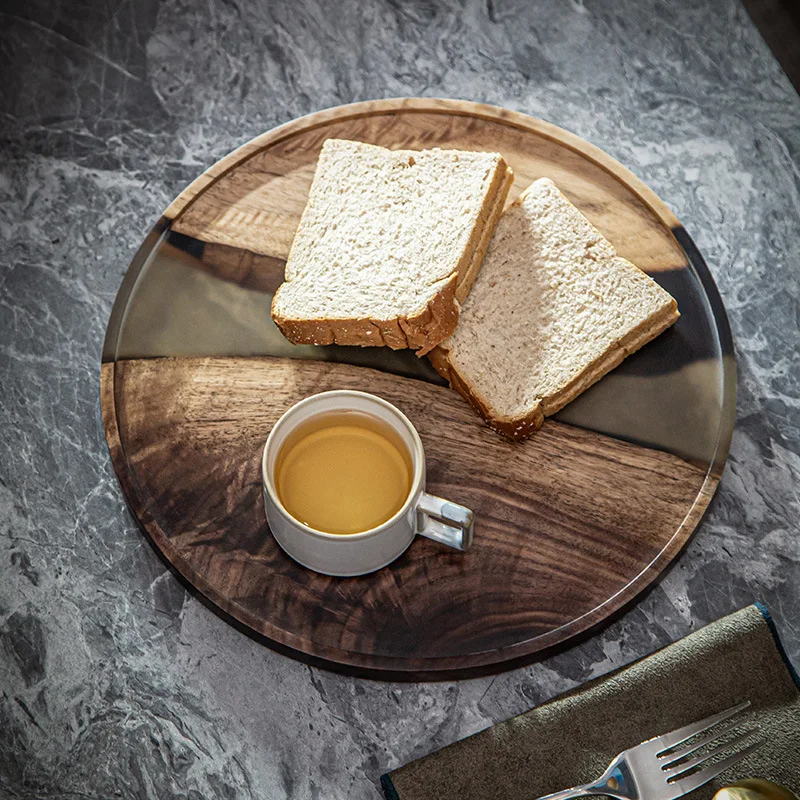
xmin=104 ymin=356 xmax=712 ymax=674
xmin=167 ymin=99 xmax=688 ymax=285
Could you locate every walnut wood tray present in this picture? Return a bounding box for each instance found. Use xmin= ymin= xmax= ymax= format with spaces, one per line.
xmin=101 ymin=99 xmax=736 ymax=678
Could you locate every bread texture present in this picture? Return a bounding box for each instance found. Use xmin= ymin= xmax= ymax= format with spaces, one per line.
xmin=271 ymin=139 xmax=513 ymax=355
xmin=429 ymin=178 xmax=680 ymax=440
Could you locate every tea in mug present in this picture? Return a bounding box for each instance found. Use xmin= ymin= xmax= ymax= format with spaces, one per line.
xmin=274 ymin=411 xmax=413 ymax=535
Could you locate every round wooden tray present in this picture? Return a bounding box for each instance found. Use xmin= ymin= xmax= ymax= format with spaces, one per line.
xmin=101 ymin=99 xmax=735 ymax=678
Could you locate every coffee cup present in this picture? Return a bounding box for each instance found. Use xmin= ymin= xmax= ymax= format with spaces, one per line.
xmin=261 ymin=390 xmax=473 ymax=576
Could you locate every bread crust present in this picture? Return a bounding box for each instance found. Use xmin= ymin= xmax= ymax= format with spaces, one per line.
xmin=430 ymin=298 xmax=679 ymax=442
xmin=455 ymin=165 xmax=514 ymax=303
xmin=271 ymin=152 xmax=513 ymax=356
xmin=542 ymin=297 xmax=678 ymax=417
xmin=428 ymin=346 xmax=545 ymax=438
xmin=274 ymin=274 xmax=459 ymax=352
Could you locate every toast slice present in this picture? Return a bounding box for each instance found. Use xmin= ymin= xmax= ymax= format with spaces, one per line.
xmin=271 ymin=139 xmax=513 ymax=355
xmin=429 ymin=178 xmax=680 ymax=440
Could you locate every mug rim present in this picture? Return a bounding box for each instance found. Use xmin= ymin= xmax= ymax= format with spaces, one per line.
xmin=262 ymin=390 xmax=425 ymax=541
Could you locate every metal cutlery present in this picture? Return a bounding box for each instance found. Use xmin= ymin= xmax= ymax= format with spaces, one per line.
xmin=536 ymin=701 xmax=762 ymax=800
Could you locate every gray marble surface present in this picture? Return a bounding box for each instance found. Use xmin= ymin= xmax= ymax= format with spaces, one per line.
xmin=1 ymin=0 xmax=799 ymax=796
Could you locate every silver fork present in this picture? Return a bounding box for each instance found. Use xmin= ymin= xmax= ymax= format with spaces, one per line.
xmin=537 ymin=701 xmax=762 ymax=800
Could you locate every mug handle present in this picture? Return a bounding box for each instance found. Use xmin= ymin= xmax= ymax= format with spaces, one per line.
xmin=415 ymin=493 xmax=474 ymax=551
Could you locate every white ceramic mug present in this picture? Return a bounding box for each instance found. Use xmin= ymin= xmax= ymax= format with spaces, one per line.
xmin=261 ymin=390 xmax=473 ymax=577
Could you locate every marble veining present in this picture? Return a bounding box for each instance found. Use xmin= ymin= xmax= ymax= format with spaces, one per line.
xmin=1 ymin=0 xmax=800 ymax=796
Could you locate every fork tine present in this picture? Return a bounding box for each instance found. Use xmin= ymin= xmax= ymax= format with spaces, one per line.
xmin=663 ymin=728 xmax=760 ymax=776
xmin=660 ymin=719 xmax=749 ymax=764
xmin=655 ymin=701 xmax=751 ymax=754
xmin=670 ymin=738 xmax=764 ymax=792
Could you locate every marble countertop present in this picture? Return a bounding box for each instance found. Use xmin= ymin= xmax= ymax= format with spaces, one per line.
xmin=2 ymin=0 xmax=799 ymax=796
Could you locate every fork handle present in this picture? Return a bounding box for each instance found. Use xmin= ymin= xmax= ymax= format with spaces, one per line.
xmin=536 ymin=787 xmax=605 ymax=800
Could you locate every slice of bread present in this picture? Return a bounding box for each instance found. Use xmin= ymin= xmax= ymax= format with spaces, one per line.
xmin=429 ymin=178 xmax=680 ymax=440
xmin=271 ymin=139 xmax=513 ymax=356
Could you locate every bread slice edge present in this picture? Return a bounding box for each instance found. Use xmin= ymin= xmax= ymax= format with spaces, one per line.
xmin=454 ymin=164 xmax=514 ymax=304
xmin=541 ymin=296 xmax=679 ymax=418
xmin=273 ymin=272 xmax=459 ymax=351
xmin=428 ymin=346 xmax=546 ymax=439
xmin=430 ymin=296 xmax=679 ymax=441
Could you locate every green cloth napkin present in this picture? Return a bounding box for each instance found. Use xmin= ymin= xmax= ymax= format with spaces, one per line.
xmin=382 ymin=605 xmax=800 ymax=800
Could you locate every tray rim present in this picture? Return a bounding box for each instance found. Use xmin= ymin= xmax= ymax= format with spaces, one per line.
xmin=100 ymin=98 xmax=737 ymax=678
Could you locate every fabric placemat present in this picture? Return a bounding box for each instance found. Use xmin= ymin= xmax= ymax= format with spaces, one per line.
xmin=382 ymin=605 xmax=800 ymax=800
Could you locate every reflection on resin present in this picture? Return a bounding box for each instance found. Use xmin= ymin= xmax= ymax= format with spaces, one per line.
xmin=113 ymin=230 xmax=441 ymax=384
xmin=109 ymin=225 xmax=732 ymax=466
